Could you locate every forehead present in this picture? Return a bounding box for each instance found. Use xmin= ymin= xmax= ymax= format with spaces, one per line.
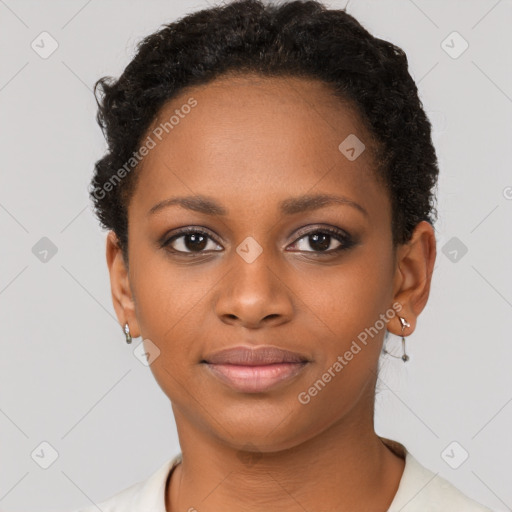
xmin=129 ymin=73 xmax=385 ymax=218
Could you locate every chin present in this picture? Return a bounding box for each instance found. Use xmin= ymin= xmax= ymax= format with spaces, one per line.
xmin=208 ymin=405 xmax=320 ymax=453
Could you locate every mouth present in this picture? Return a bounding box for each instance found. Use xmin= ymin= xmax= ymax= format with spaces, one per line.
xmin=201 ymin=345 xmax=310 ymax=393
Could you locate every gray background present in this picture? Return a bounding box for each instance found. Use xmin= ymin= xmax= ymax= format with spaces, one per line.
xmin=0 ymin=0 xmax=511 ymax=510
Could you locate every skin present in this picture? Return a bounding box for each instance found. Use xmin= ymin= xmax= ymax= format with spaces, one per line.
xmin=106 ymin=74 xmax=436 ymax=512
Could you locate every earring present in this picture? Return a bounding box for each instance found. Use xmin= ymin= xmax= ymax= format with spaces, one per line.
xmin=383 ymin=316 xmax=410 ymax=362
xmin=124 ymin=323 xmax=132 ymax=344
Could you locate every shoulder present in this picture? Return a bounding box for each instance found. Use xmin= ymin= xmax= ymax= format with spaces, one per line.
xmin=381 ymin=437 xmax=493 ymax=512
xmin=69 ymin=454 xmax=182 ymax=512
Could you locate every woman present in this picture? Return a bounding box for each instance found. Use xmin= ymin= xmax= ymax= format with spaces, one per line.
xmin=76 ymin=0 xmax=492 ymax=510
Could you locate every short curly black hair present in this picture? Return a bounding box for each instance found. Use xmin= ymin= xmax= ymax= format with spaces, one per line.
xmin=90 ymin=0 xmax=439 ymax=264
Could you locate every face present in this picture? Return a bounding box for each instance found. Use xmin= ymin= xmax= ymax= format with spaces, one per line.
xmin=107 ymin=74 xmax=423 ymax=452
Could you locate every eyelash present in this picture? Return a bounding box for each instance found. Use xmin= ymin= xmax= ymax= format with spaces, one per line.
xmin=161 ymin=225 xmax=355 ymax=256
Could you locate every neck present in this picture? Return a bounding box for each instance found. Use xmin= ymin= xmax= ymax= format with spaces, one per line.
xmin=166 ymin=410 xmax=405 ymax=512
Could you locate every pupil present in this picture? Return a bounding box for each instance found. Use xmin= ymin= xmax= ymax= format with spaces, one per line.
xmin=185 ymin=234 xmax=207 ymax=251
xmin=310 ymin=233 xmax=330 ymax=251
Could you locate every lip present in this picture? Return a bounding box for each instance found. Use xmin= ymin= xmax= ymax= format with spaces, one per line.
xmin=202 ymin=346 xmax=310 ymax=393
xmin=203 ymin=346 xmax=309 ymax=365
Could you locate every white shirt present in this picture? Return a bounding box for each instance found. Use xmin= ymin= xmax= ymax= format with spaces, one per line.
xmin=72 ymin=437 xmax=492 ymax=511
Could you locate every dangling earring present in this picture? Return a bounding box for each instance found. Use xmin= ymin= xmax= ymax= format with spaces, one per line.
xmin=124 ymin=323 xmax=132 ymax=344
xmin=383 ymin=316 xmax=410 ymax=362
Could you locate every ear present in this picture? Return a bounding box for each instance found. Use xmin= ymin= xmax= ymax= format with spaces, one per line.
xmin=106 ymin=231 xmax=141 ymax=338
xmin=389 ymin=221 xmax=437 ymax=337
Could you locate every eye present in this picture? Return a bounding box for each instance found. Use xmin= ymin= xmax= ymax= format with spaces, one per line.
xmin=161 ymin=225 xmax=355 ymax=256
xmin=162 ymin=227 xmax=222 ymax=254
xmin=287 ymin=227 xmax=354 ymax=254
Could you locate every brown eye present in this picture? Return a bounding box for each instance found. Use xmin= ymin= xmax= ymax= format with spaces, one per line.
xmin=288 ymin=227 xmax=354 ymax=254
xmin=163 ymin=229 xmax=222 ymax=254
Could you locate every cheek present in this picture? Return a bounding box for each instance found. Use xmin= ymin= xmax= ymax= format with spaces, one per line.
xmin=304 ymin=251 xmax=393 ymax=333
xmin=130 ymin=245 xmax=206 ymax=334
xmin=299 ymin=252 xmax=394 ymax=388
xmin=128 ymin=249 xmax=219 ymax=391
xmin=290 ymin=265 xmax=390 ymax=426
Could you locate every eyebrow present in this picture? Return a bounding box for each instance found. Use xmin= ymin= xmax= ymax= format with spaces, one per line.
xmin=147 ymin=193 xmax=368 ymax=218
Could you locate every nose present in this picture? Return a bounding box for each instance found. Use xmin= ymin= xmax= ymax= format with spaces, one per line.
xmin=214 ymin=252 xmax=294 ymax=329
